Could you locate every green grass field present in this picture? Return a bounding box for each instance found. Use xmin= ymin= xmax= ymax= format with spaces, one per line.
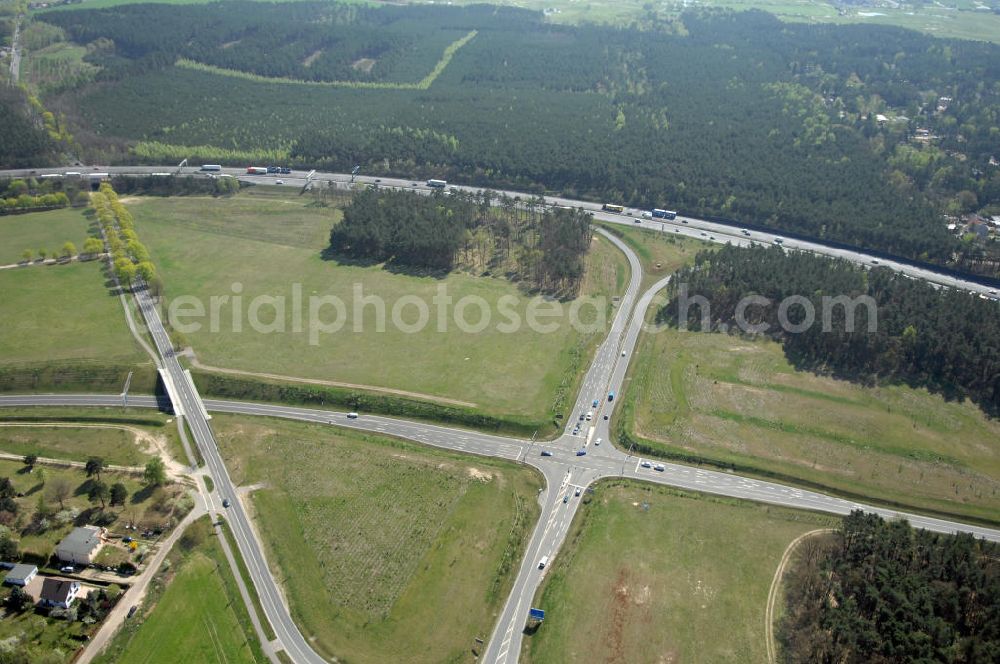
xmin=0 ymin=422 xmax=155 ymax=466
xmin=0 ymin=407 xmax=189 ymax=466
xmin=0 ymin=260 xmax=147 ymax=368
xmin=523 ymin=481 xmax=835 ymax=663
xmin=94 ymin=517 xmax=263 ymax=664
xmin=212 ymin=413 xmax=543 ymax=663
xmin=623 ymin=327 xmax=1000 ymax=523
xmin=0 ymin=206 xmax=94 ymax=265
xmin=133 ymin=188 xmax=627 ymax=422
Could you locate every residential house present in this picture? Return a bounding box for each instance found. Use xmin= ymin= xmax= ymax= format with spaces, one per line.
xmin=39 ymin=578 xmax=80 ymax=609
xmin=55 ymin=525 xmax=106 ymax=565
xmin=3 ymin=564 xmax=38 ymax=587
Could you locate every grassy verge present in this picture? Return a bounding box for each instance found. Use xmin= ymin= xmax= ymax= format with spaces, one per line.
xmin=217 ymin=517 xmax=277 ymax=642
xmin=194 ymin=370 xmax=544 ymax=437
xmin=93 ymin=516 xmax=265 ymax=664
xmin=212 ymin=413 xmax=544 ymax=662
xmin=0 ymin=361 xmax=158 ymax=395
xmin=174 ymin=415 xmax=202 ymax=467
xmin=621 ymin=326 xmax=1000 ymax=524
xmin=598 ymin=222 xmax=709 ymax=292
xmin=134 ymin=190 xmax=626 ymax=430
xmin=0 ymin=407 xmax=187 ymax=466
xmin=523 ymin=480 xmax=836 ymax=663
xmin=0 ymin=423 xmax=153 ymax=466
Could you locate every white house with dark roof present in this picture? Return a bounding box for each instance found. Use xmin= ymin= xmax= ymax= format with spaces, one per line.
xmin=39 ymin=578 xmax=81 ymax=609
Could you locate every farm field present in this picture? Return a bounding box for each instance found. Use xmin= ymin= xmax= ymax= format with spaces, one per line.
xmin=34 ymin=0 xmax=1000 ymax=45
xmin=93 ymin=517 xmax=264 ymax=664
xmin=623 ymin=327 xmax=1000 ymax=523
xmin=446 ymin=0 xmax=1000 ymax=43
xmin=522 ymin=481 xmax=835 ymax=663
xmin=0 ymin=206 xmax=93 ymax=266
xmin=0 ymin=260 xmax=148 ymax=368
xmin=133 ymin=189 xmax=627 ymax=423
xmin=212 ymin=413 xmax=544 ymax=663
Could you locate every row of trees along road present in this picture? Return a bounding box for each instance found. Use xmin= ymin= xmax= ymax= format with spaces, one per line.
xmin=91 ymin=182 xmax=158 ymax=288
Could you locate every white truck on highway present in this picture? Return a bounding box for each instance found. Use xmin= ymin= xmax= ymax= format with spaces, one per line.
xmin=537 ymin=556 xmax=548 ymax=569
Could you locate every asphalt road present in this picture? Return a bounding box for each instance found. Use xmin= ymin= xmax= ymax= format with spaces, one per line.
xmin=2 ymin=164 xmax=999 ymax=663
xmin=4 ymin=264 xmax=1000 ymax=664
xmin=3 ymin=164 xmax=994 ymax=299
xmin=130 ymin=283 xmax=328 ymax=664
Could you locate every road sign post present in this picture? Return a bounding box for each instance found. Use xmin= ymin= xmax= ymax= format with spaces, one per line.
xmin=121 ymin=370 xmax=133 ymax=408
xmin=526 ymin=607 xmax=545 ymax=630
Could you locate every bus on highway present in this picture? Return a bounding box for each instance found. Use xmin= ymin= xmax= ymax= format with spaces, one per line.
xmin=651 ymin=208 xmax=677 ymax=220
xmin=200 ymin=164 xmax=222 ymax=172
xmin=427 ymin=179 xmax=447 ymax=188
xmin=602 ymin=203 xmax=624 ymax=213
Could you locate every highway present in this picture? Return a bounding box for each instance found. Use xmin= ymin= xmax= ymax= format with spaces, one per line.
xmin=2 ymin=163 xmax=1000 ymax=662
xmin=3 ymin=164 xmax=995 ymax=299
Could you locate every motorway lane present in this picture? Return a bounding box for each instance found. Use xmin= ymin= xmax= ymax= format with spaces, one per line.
xmin=2 ymin=164 xmax=996 ymax=299
xmin=563 ymin=228 xmax=642 ymax=441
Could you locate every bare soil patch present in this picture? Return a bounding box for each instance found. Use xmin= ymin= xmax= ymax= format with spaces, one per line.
xmin=351 ymin=57 xmax=376 ymax=73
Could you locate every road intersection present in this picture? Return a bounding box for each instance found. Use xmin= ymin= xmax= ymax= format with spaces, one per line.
xmin=1 ymin=165 xmax=999 ymax=663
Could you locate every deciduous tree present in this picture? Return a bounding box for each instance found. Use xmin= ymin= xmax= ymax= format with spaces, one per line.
xmin=143 ymin=458 xmax=166 ymax=487
xmin=110 ymin=482 xmax=128 ymax=506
